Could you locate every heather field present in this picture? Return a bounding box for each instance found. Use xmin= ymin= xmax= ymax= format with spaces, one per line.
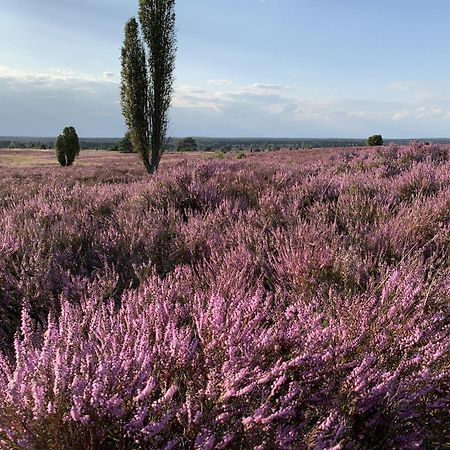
xmin=0 ymin=143 xmax=449 ymax=449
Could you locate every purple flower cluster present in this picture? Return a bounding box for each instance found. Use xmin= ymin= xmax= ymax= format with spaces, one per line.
xmin=0 ymin=143 xmax=449 ymax=448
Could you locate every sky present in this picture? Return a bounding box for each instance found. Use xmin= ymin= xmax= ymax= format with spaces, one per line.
xmin=2 ymin=0 xmax=450 ymax=138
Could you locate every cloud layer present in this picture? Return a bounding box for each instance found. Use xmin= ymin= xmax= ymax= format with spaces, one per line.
xmin=172 ymin=79 xmax=450 ymax=138
xmin=1 ymin=66 xmax=450 ymax=137
xmin=0 ymin=66 xmax=121 ymax=136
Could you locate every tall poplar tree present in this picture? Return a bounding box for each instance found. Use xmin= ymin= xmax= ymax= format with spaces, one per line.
xmin=120 ymin=18 xmax=151 ymax=171
xmin=120 ymin=0 xmax=176 ymax=174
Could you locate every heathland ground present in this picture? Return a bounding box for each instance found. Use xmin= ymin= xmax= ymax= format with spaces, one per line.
xmin=0 ymin=144 xmax=449 ymax=448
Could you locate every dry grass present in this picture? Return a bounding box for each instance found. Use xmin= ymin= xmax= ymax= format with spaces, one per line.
xmin=0 ymin=146 xmax=375 ymax=171
xmin=0 ymin=148 xmax=218 ymax=169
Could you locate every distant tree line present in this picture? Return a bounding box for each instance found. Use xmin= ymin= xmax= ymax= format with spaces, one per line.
xmin=157 ymin=137 xmax=370 ymax=153
xmin=7 ymin=134 xmax=450 ymax=154
xmin=4 ymin=141 xmax=50 ymax=149
xmin=1 ymin=138 xmax=119 ymax=151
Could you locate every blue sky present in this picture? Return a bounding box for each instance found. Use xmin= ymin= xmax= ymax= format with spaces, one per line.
xmin=1 ymin=0 xmax=450 ymax=137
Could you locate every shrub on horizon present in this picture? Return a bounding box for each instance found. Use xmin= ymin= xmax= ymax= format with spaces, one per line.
xmin=116 ymin=131 xmax=134 ymax=153
xmin=177 ymin=137 xmax=198 ymax=152
xmin=367 ymin=134 xmax=383 ymax=146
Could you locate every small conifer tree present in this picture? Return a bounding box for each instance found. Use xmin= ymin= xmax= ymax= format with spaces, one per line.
xmin=177 ymin=137 xmax=198 ymax=152
xmin=367 ymin=135 xmax=383 ymax=146
xmin=55 ymin=127 xmax=80 ymax=166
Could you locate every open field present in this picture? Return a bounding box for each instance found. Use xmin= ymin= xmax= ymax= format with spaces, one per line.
xmin=0 ymin=144 xmax=449 ymax=448
xmin=0 ymin=146 xmax=375 ymax=169
xmin=0 ymin=149 xmax=142 ymax=168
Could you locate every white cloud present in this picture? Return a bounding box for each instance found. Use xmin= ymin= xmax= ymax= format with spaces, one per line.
xmin=0 ymin=65 xmax=122 ymax=136
xmin=206 ymin=79 xmax=233 ymax=87
xmin=173 ymin=82 xmax=391 ymax=123
xmin=393 ymin=111 xmax=410 ymax=120
xmin=388 ymin=80 xmax=449 ymax=103
xmin=171 ymin=80 xmax=450 ymax=137
xmin=389 ymin=80 xmax=424 ymax=92
xmin=0 ymin=66 xmax=117 ymax=87
xmin=243 ymin=83 xmax=291 ymax=92
xmin=393 ymin=106 xmax=447 ymax=121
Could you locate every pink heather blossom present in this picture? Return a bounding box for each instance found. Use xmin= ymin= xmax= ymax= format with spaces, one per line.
xmin=0 ymin=143 xmax=449 ymax=448
xmin=135 ymin=376 xmax=156 ymax=402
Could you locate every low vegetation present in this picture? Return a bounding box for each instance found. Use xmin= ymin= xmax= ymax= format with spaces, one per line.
xmin=0 ymin=142 xmax=449 ymax=448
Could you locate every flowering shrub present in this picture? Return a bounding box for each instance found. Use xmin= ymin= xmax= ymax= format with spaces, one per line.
xmin=0 ymin=143 xmax=449 ymax=448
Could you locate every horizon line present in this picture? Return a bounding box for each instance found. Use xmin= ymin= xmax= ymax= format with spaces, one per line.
xmin=3 ymin=135 xmax=450 ymax=141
